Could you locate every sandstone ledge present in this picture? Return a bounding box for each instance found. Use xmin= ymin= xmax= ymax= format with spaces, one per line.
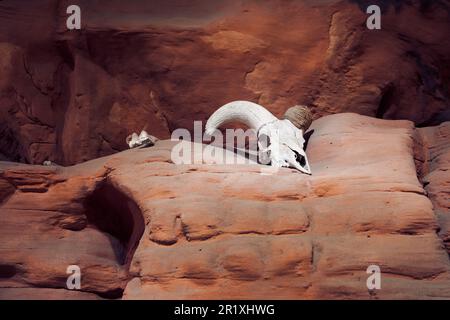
xmin=0 ymin=113 xmax=449 ymax=299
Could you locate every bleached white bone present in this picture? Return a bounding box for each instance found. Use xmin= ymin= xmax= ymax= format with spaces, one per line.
xmin=126 ymin=130 xmax=157 ymax=149
xmin=205 ymin=101 xmax=312 ymax=174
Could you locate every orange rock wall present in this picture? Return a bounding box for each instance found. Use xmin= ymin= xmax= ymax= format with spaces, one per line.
xmin=1 ymin=0 xmax=449 ymax=165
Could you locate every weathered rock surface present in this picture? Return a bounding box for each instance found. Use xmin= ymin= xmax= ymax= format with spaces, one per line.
xmin=1 ymin=113 xmax=449 ymax=299
xmin=0 ymin=161 xmax=143 ymax=299
xmin=415 ymin=122 xmax=450 ymax=256
xmin=1 ymin=0 xmax=449 ymax=165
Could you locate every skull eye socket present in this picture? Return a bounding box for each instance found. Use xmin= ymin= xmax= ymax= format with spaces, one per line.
xmin=294 ymin=150 xmax=306 ymax=167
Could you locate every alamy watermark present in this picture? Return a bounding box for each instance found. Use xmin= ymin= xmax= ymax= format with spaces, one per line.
xmin=65 ymin=4 xmax=382 ymax=33
xmin=66 ymin=265 xmax=81 ymax=290
xmin=366 ymin=264 xmax=381 ymax=290
xmin=66 ymin=5 xmax=81 ymax=30
xmin=170 ymin=121 xmax=278 ymax=174
xmin=366 ymin=5 xmax=381 ymax=30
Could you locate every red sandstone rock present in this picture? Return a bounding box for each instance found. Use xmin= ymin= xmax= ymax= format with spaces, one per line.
xmin=0 ymin=0 xmax=449 ymax=165
xmin=1 ymin=113 xmax=449 ymax=299
xmin=415 ymin=122 xmax=450 ymax=255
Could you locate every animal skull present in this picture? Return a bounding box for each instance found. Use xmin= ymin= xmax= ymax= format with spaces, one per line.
xmin=126 ymin=130 xmax=157 ymax=149
xmin=205 ymin=101 xmax=312 ymax=174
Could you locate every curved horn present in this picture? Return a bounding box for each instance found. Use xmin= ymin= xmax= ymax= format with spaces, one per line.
xmin=205 ymin=101 xmax=277 ymax=135
xmin=283 ymin=105 xmax=313 ymax=132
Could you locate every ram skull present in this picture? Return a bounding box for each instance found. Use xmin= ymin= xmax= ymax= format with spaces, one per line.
xmin=205 ymin=101 xmax=312 ymax=174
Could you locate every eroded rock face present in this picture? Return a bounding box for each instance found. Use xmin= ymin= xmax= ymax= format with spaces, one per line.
xmin=1 ymin=113 xmax=449 ymax=299
xmin=415 ymin=122 xmax=450 ymax=256
xmin=0 ymin=162 xmax=145 ymax=299
xmin=1 ymin=0 xmax=449 ymax=165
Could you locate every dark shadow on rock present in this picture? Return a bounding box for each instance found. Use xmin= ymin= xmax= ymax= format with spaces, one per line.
xmin=304 ymin=129 xmax=315 ymax=151
xmin=417 ymin=110 xmax=450 ymax=128
xmin=0 ymin=264 xmax=17 ymax=278
xmin=84 ymin=180 xmax=145 ymax=266
xmin=376 ymin=84 xmax=395 ymax=119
